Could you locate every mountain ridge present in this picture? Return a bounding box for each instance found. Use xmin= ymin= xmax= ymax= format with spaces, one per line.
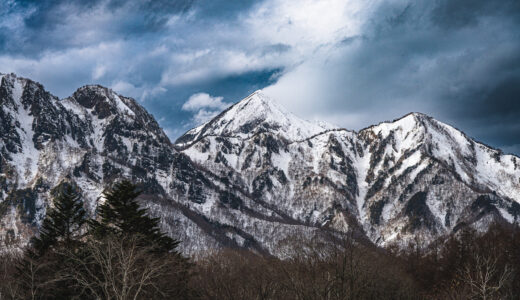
xmin=1 ymin=72 xmax=519 ymax=255
xmin=175 ymin=89 xmax=520 ymax=247
xmin=176 ymin=90 xmax=336 ymax=147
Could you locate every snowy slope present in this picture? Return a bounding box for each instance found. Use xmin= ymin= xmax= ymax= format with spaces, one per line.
xmin=1 ymin=73 xmax=519 ymax=255
xmin=178 ymin=98 xmax=520 ymax=249
xmin=176 ymin=90 xmax=336 ymax=147
xmin=0 ymin=74 xmax=329 ymax=255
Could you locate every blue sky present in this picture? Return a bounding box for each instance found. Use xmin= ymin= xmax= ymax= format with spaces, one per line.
xmin=1 ymin=0 xmax=519 ymax=154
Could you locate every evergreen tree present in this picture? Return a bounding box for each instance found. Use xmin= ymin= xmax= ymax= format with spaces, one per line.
xmin=17 ymin=183 xmax=87 ymax=299
xmin=32 ymin=183 xmax=86 ymax=256
xmin=90 ymin=180 xmax=179 ymax=253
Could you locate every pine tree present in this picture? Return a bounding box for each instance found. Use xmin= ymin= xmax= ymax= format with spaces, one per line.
xmin=89 ymin=180 xmax=179 ymax=253
xmin=32 ymin=183 xmax=86 ymax=256
xmin=17 ymin=183 xmax=87 ymax=299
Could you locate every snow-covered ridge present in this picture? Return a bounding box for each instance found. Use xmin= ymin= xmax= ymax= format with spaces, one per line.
xmin=1 ymin=73 xmax=177 ymax=252
xmin=360 ymin=112 xmax=520 ymax=203
xmin=176 ymin=90 xmax=338 ymax=147
xmin=2 ymin=72 xmax=520 ymax=255
xmin=177 ymin=90 xmax=520 ymax=249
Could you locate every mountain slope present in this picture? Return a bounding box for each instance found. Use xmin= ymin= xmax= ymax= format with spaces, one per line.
xmin=0 ymin=74 xmax=326 ymax=255
xmin=176 ymin=93 xmax=520 ymax=247
xmin=1 ymin=73 xmax=519 ymax=255
xmin=176 ymin=90 xmax=335 ymax=147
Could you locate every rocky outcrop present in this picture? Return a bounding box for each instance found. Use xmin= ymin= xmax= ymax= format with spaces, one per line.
xmin=1 ymin=73 xmax=519 ymax=255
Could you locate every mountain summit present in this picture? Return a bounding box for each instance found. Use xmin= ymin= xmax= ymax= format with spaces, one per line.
xmin=176 ymin=90 xmax=335 ymax=147
xmin=1 ymin=73 xmax=519 ymax=254
xmin=177 ymin=91 xmax=520 ymax=247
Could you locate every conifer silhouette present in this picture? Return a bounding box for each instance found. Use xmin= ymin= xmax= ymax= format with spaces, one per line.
xmin=32 ymin=183 xmax=86 ymax=256
xmin=90 ymin=180 xmax=179 ymax=253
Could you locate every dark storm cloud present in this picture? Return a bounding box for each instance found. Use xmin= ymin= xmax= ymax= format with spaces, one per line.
xmin=265 ymin=0 xmax=520 ymax=155
xmin=447 ymin=75 xmax=520 ymax=153
xmin=431 ymin=0 xmax=520 ymax=29
xmin=427 ymin=0 xmax=520 ymax=154
xmin=1 ymin=0 xmax=519 ymax=154
xmin=0 ymin=0 xmax=193 ymax=55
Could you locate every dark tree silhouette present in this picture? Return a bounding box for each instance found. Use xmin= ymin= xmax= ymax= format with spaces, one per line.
xmin=32 ymin=183 xmax=86 ymax=256
xmin=89 ymin=180 xmax=179 ymax=253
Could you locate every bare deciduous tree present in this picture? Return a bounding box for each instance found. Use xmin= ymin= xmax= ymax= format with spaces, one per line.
xmin=58 ymin=234 xmax=191 ymax=300
xmin=458 ymin=253 xmax=512 ymax=300
xmin=0 ymin=253 xmax=21 ymax=300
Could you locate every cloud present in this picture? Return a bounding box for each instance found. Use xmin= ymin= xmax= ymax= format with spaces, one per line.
xmin=182 ymin=93 xmax=229 ymax=111
xmin=182 ymin=92 xmax=231 ymax=125
xmin=262 ymin=0 xmax=520 ymax=154
xmin=0 ymin=0 xmax=193 ymax=55
xmin=0 ymin=0 xmax=519 ymax=154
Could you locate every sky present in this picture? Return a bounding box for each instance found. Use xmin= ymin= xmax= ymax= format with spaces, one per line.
xmin=1 ymin=0 xmax=519 ymax=155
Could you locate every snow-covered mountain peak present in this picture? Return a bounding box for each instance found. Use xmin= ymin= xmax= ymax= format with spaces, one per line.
xmin=1 ymin=73 xmax=52 ymax=108
xmin=176 ymin=90 xmax=337 ymax=146
xmin=2 ymin=74 xmax=520 ymax=256
xmin=67 ymin=85 xmax=137 ymax=119
xmin=362 ymin=112 xmax=426 ymax=137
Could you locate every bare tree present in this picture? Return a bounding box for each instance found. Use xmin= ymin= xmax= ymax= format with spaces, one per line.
xmin=58 ymin=234 xmax=191 ymax=300
xmin=195 ymin=249 xmax=283 ymax=300
xmin=457 ymin=253 xmax=512 ymax=300
xmin=13 ymin=251 xmax=71 ymax=300
xmin=0 ymin=253 xmax=21 ymax=300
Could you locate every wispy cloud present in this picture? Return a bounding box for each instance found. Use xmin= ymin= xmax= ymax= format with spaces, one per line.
xmin=182 ymin=92 xmax=231 ymax=125
xmin=0 ymin=0 xmax=519 ymax=154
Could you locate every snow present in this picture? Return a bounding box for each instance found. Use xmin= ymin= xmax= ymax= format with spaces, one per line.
xmin=472 ymin=144 xmax=520 ymax=203
xmin=309 ymin=134 xmax=330 ymax=173
xmin=372 ymin=113 xmax=419 ymax=138
xmin=179 ymin=90 xmax=337 ymax=145
xmin=61 ymin=97 xmax=86 ymax=118
xmin=386 ymin=151 xmax=422 ymax=186
xmin=435 ymin=120 xmax=472 ymax=156
xmin=184 ymin=146 xmax=210 ymax=163
xmin=176 ymin=90 xmax=520 ymax=251
xmin=353 ymin=145 xmax=371 ymax=223
xmin=6 ymin=78 xmax=40 ymax=186
xmin=498 ymin=207 xmax=514 ymax=223
xmin=426 ymin=192 xmax=445 ymax=226
xmin=113 ymin=94 xmax=135 ymax=116
xmin=271 ymin=150 xmax=291 ymax=179
xmin=3 ymin=72 xmax=520 ymax=254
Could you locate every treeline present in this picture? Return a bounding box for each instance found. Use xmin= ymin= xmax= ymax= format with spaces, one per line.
xmin=193 ymin=223 xmax=520 ymax=300
xmin=0 ymin=181 xmax=519 ymax=299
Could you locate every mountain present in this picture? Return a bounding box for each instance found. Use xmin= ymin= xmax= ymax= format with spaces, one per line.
xmin=176 ymin=90 xmax=520 ymax=247
xmin=176 ymin=90 xmax=335 ymax=146
xmin=1 ymin=73 xmax=519 ymax=255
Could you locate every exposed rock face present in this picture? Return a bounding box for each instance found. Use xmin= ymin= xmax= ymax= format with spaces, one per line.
xmin=176 ymin=90 xmax=520 ymax=248
xmin=1 ymin=73 xmax=519 ymax=255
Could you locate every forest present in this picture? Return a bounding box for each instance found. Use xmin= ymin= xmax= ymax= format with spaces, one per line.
xmin=0 ymin=181 xmax=519 ymax=300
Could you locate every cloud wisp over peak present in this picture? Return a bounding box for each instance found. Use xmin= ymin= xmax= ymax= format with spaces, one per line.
xmin=182 ymin=92 xmax=231 ymax=126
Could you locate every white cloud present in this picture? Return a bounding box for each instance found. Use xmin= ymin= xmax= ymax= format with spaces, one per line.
xmin=182 ymin=92 xmax=231 ymax=126
xmin=245 ymin=0 xmax=368 ymax=53
xmin=0 ymin=41 xmax=124 ymax=97
xmin=182 ymin=93 xmax=229 ymax=111
xmin=158 ymin=0 xmax=372 ymax=88
xmin=92 ymin=64 xmax=107 ymax=80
